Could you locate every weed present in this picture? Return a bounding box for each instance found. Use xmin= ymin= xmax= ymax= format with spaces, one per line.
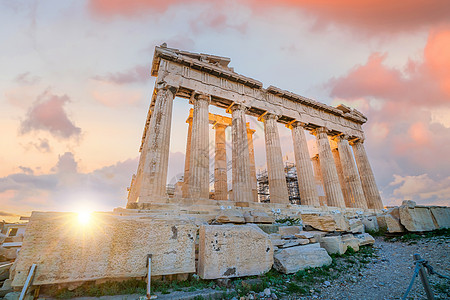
xmin=275 ymin=217 xmax=302 ymax=226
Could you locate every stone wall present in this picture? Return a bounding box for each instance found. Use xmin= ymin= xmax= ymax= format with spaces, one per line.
xmin=12 ymin=212 xmax=197 ymax=287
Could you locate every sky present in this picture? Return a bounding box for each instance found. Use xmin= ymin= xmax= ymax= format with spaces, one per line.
xmin=1 ymin=0 xmax=450 ymax=221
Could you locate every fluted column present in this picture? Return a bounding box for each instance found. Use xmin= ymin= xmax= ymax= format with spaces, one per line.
xmin=140 ymin=83 xmax=177 ymax=201
xmin=247 ymin=126 xmax=258 ymax=202
xmin=313 ymin=127 xmax=345 ymax=207
xmin=290 ymin=122 xmax=320 ymax=206
xmin=330 ymin=139 xmax=350 ymax=206
xmin=230 ymin=104 xmax=253 ymax=202
xmin=182 ymin=117 xmax=193 ymax=198
xmin=311 ymin=154 xmax=327 ymax=206
xmin=335 ymin=136 xmax=368 ymax=209
xmin=188 ymin=93 xmax=210 ymax=199
xmin=351 ymin=139 xmax=383 ymax=209
xmin=214 ymin=123 xmax=228 ymax=200
xmin=262 ymin=113 xmax=289 ymax=204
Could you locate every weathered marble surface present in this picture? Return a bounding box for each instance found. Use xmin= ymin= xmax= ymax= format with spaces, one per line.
xmin=12 ymin=212 xmax=196 ymax=287
xmin=274 ymin=243 xmax=332 ymax=274
xmin=198 ymin=224 xmax=273 ymax=279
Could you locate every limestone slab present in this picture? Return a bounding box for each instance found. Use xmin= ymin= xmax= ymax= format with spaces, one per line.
xmin=198 ymin=224 xmax=273 ymax=279
xmin=319 ymin=236 xmax=346 ymax=255
xmin=215 ymin=210 xmax=245 ymax=224
xmin=355 ymin=233 xmax=375 ymax=246
xmin=362 ymin=216 xmax=379 ymax=232
xmin=278 ymin=226 xmax=302 ymax=236
xmin=348 ymin=219 xmax=364 ymax=233
xmin=301 ymin=214 xmax=336 ymax=231
xmin=12 ymin=212 xmax=197 ymax=287
xmin=274 ymin=244 xmax=332 ymax=274
xmin=399 ymin=206 xmax=437 ymax=232
xmin=430 ymin=207 xmax=450 ymax=229
xmin=341 ymin=234 xmax=360 ymax=252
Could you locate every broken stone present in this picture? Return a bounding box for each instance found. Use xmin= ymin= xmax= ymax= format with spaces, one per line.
xmin=274 ymin=244 xmax=332 ymax=274
xmin=281 ymin=234 xmax=296 ymax=240
xmin=355 ymin=233 xmax=375 ymax=246
xmin=362 ymin=216 xmax=379 ymax=232
xmin=250 ymin=210 xmax=274 ymax=224
xmin=198 ymin=224 xmax=273 ymax=279
xmin=320 ymin=236 xmax=346 ymax=255
xmin=430 ymin=207 xmax=450 ymax=229
xmin=256 ymin=224 xmax=281 ymax=234
xmin=278 ymin=225 xmax=302 ymax=236
xmin=294 ymin=231 xmax=315 ymax=239
xmin=298 ymin=239 xmax=310 ymax=245
xmin=399 ymin=206 xmax=437 ymax=232
xmin=301 ymin=214 xmax=336 ymax=231
xmin=243 ymin=212 xmax=254 ymax=223
xmin=402 ymin=200 xmax=416 ymax=208
xmin=279 ymin=240 xmax=301 ymax=248
xmin=333 ymin=214 xmax=350 ymax=232
xmin=215 ymin=210 xmax=245 ymax=224
xmin=348 ymin=219 xmax=364 ymax=233
xmin=341 ymin=234 xmax=360 ymax=252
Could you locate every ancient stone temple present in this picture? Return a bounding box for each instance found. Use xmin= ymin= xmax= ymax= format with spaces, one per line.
xmin=127 ymin=44 xmax=383 ymax=210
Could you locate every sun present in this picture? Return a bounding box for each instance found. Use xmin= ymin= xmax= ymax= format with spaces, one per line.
xmin=77 ymin=211 xmax=92 ymax=225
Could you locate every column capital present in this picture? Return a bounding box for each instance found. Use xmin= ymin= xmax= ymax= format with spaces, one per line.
xmin=228 ymin=103 xmax=248 ymax=113
xmin=331 ymin=133 xmax=350 ymax=142
xmin=287 ymin=120 xmax=307 ymax=129
xmin=189 ymin=92 xmax=211 ymax=104
xmin=155 ymin=81 xmax=178 ymax=93
xmin=260 ymin=112 xmax=280 ymax=122
xmin=311 ymin=126 xmax=329 ymax=136
xmin=349 ymin=137 xmax=364 ymax=146
xmin=213 ymin=122 xmax=228 ymax=129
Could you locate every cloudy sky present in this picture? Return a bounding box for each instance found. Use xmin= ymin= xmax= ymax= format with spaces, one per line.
xmin=1 ymin=0 xmax=450 ymax=221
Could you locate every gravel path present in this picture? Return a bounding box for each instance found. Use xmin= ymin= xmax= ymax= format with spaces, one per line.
xmin=315 ymin=236 xmax=450 ymax=300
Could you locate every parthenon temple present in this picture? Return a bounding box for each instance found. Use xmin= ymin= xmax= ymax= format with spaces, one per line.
xmin=126 ymin=44 xmax=384 ymax=211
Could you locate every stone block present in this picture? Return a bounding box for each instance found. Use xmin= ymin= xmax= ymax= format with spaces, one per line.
xmin=256 ymin=224 xmax=281 ymax=234
xmin=198 ymin=224 xmax=273 ymax=279
xmin=385 ymin=214 xmax=405 ymax=233
xmin=376 ymin=215 xmax=387 ymax=231
xmin=298 ymin=239 xmax=310 ymax=245
xmin=0 ymin=233 xmax=6 ymax=244
xmin=333 ymin=214 xmax=350 ymax=232
xmin=294 ymin=231 xmax=314 ymax=239
xmin=362 ymin=216 xmax=379 ymax=232
xmin=0 ymin=247 xmax=17 ymax=261
xmin=12 ymin=212 xmax=197 ymax=288
xmin=279 ymin=240 xmax=301 ymax=248
xmin=341 ymin=234 xmax=360 ymax=252
xmin=215 ymin=210 xmax=245 ymax=224
xmin=355 ymin=233 xmax=375 ymax=246
xmin=320 ymin=236 xmax=346 ymax=255
xmin=274 ymin=244 xmax=332 ymax=274
xmin=307 ymin=230 xmax=327 ymax=242
xmin=348 ymin=219 xmax=364 ymax=233
xmin=399 ymin=206 xmax=437 ymax=232
xmin=430 ymin=207 xmax=450 ymax=229
xmin=301 ymin=214 xmax=336 ymax=231
xmin=278 ymin=226 xmax=302 ymax=236
xmin=249 ymin=210 xmax=274 ymax=224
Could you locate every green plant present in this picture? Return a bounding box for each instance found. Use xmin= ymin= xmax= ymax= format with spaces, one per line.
xmin=275 ymin=217 xmax=302 ymax=226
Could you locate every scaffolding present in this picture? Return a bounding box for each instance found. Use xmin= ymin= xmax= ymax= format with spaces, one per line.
xmin=256 ymin=162 xmax=301 ymax=204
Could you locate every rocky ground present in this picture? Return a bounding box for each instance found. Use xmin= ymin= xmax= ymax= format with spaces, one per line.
xmin=302 ymin=235 xmax=450 ymax=300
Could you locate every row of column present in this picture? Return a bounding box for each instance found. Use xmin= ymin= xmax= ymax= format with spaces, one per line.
xmin=139 ymin=84 xmax=382 ymax=209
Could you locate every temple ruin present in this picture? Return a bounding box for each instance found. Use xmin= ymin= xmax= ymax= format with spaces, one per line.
xmin=127 ymin=44 xmax=383 ymax=210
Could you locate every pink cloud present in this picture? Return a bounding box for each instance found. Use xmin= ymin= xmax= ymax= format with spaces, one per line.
xmin=20 ymin=90 xmax=82 ymax=139
xmin=87 ymin=0 xmax=187 ymax=17
xmin=14 ymin=72 xmax=40 ymax=85
xmin=93 ymin=65 xmax=149 ymax=85
xmin=251 ymin=0 xmax=450 ymax=35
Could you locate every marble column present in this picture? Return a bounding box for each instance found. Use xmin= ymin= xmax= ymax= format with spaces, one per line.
xmin=182 ymin=117 xmax=193 ymax=198
xmin=290 ymin=122 xmax=320 ymax=206
xmin=247 ymin=126 xmax=258 ymax=202
xmin=140 ymin=83 xmax=177 ymax=201
xmin=351 ymin=139 xmax=383 ymax=209
xmin=230 ymin=104 xmax=253 ymax=202
xmin=188 ymin=93 xmax=210 ymax=199
xmin=329 ymin=139 xmax=350 ymax=207
xmin=311 ymin=154 xmax=327 ymax=206
xmin=313 ymin=127 xmax=346 ymax=207
xmin=214 ymin=123 xmax=228 ymax=200
xmin=335 ymin=136 xmax=368 ymax=209
xmin=262 ymin=113 xmax=289 ymax=204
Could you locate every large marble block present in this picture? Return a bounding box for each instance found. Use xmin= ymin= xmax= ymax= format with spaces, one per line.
xmin=274 ymin=244 xmax=332 ymax=274
xmin=12 ymin=212 xmax=197 ymax=287
xmin=399 ymin=206 xmax=437 ymax=232
xmin=198 ymin=224 xmax=273 ymax=279
xmin=430 ymin=207 xmax=450 ymax=229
